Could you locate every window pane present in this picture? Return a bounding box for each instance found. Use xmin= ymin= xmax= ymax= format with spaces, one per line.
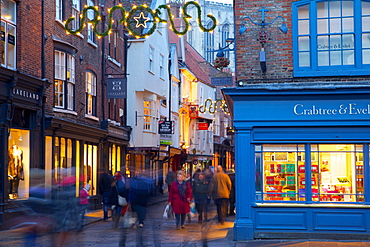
xmin=298 ymin=5 xmax=309 ymax=19
xmin=299 ymin=52 xmax=310 ymax=67
xmin=342 ymin=34 xmax=354 ymax=49
xmin=7 ymin=24 xmax=16 ymax=68
xmin=362 ymin=34 xmax=370 ymax=48
xmin=330 ymin=18 xmax=341 ymax=33
xmin=317 ymin=2 xmax=329 ymax=18
xmin=329 ymin=1 xmax=341 ymax=17
xmin=363 ymin=1 xmax=370 ymax=15
xmin=343 ymin=49 xmax=354 ymax=65
xmin=363 ymin=17 xmax=370 ymax=32
xmin=342 ymin=1 xmax=353 ymax=16
xmin=363 ymin=49 xmax=370 ymax=64
xmin=2 ymin=0 xmax=16 ymax=23
xmin=342 ymin=17 xmax=353 ymax=32
xmin=317 ymin=36 xmax=328 ymax=50
xmin=318 ymin=51 xmax=329 ymax=66
xmin=330 ymin=35 xmax=341 ymax=50
xmin=330 ymin=50 xmax=341 ymax=65
xmin=298 ymin=20 xmax=310 ymax=35
xmin=317 ymin=19 xmax=328 ymax=34
xmin=298 ymin=36 xmax=310 ymax=51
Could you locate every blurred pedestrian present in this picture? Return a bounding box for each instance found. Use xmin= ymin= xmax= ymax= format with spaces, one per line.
xmin=168 ymin=171 xmax=192 ymax=230
xmin=109 ymin=171 xmax=127 ymax=228
xmin=129 ymin=170 xmax=151 ymax=228
xmin=208 ymin=165 xmax=232 ymax=225
xmin=78 ymin=183 xmax=90 ymax=230
xmin=193 ymin=172 xmax=209 ymax=223
xmin=99 ymin=169 xmax=113 ymax=221
xmin=52 ymin=168 xmax=79 ymax=247
xmin=165 ymin=168 xmax=175 ymax=193
xmin=228 ymin=172 xmax=236 ymax=216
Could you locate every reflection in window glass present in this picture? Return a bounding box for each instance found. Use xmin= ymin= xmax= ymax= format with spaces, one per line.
xmin=256 ymin=144 xmax=365 ymax=203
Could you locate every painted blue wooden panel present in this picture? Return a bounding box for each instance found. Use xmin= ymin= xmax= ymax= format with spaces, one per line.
xmin=313 ymin=211 xmax=367 ymax=231
xmin=255 ymin=210 xmax=307 ymax=230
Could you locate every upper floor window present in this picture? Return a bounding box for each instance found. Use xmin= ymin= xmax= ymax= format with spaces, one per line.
xmin=293 ymin=0 xmax=370 ymax=77
xmin=1 ymin=0 xmax=16 ymax=69
xmin=143 ymin=100 xmax=155 ymax=132
xmin=108 ymin=31 xmax=118 ymax=60
xmin=56 ymin=0 xmax=63 ymax=22
xmin=205 ymin=21 xmax=215 ymax=63
xmin=149 ymin=46 xmax=154 ymax=73
xmin=86 ymin=71 xmax=97 ymax=116
xmin=159 ymin=54 xmax=164 ymax=79
xmin=71 ymin=0 xmax=81 ymax=31
xmin=87 ymin=0 xmax=96 ymax=43
xmin=54 ymin=50 xmax=75 ymax=110
xmin=222 ymin=24 xmax=230 ymax=58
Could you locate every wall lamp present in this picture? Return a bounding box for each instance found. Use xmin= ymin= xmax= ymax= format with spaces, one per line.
xmin=239 ymin=7 xmax=288 ymax=73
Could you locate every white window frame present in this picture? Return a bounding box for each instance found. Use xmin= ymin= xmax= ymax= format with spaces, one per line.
xmin=86 ymin=71 xmax=97 ymax=116
xmin=87 ymin=0 xmax=96 ymax=43
xmin=143 ymin=100 xmax=155 ymax=132
xmin=1 ymin=0 xmax=17 ymax=69
xmin=56 ymin=0 xmax=63 ymax=21
xmin=54 ymin=50 xmax=75 ymax=110
xmin=159 ymin=54 xmax=164 ymax=78
xmin=71 ymin=0 xmax=81 ymax=31
xmin=149 ymin=46 xmax=154 ymax=73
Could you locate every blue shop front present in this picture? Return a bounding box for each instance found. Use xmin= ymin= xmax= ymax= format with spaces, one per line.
xmin=223 ymin=82 xmax=370 ymax=240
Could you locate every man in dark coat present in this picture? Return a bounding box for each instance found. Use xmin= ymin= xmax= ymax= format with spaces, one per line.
xmin=98 ymin=169 xmax=113 ymax=221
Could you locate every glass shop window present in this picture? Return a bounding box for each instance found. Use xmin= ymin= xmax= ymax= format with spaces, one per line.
xmin=256 ymin=144 xmax=365 ymax=203
xmin=8 ymin=129 xmax=30 ymax=199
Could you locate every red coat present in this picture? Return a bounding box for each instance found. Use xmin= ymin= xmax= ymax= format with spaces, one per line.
xmin=168 ymin=181 xmax=192 ymax=214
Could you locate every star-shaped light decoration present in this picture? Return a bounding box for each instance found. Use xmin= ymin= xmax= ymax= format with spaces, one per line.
xmin=134 ymin=12 xmax=150 ymax=28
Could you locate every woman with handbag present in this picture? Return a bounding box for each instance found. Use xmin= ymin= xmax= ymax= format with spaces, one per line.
xmin=109 ymin=171 xmax=127 ymax=228
xmin=168 ymin=171 xmax=192 ymax=230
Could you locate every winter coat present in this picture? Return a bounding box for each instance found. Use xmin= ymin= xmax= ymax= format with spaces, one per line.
xmin=129 ymin=176 xmax=152 ymax=206
xmin=99 ymin=172 xmax=113 ymax=194
xmin=168 ymin=181 xmax=192 ymax=214
xmin=193 ymin=179 xmax=209 ymax=204
xmin=109 ymin=179 xmax=127 ymax=206
xmin=208 ymin=172 xmax=232 ymax=200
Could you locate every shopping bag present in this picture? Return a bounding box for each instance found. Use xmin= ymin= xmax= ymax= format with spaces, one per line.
xmin=163 ymin=204 xmax=174 ymax=219
xmin=122 ymin=210 xmax=137 ymax=228
xmin=121 ymin=205 xmax=129 ymax=216
xmin=118 ymin=195 xmax=128 ymax=206
xmin=162 ymin=183 xmax=168 ymax=193
xmin=189 ymin=202 xmax=197 ymax=218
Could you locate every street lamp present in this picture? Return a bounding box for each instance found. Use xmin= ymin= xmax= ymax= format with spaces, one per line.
xmin=239 ymin=7 xmax=288 ymax=73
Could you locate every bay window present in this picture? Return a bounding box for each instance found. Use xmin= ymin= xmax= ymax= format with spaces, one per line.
xmin=54 ymin=50 xmax=75 ymax=110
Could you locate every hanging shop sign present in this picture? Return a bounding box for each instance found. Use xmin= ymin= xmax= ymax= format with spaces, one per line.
xmin=158 ymin=121 xmax=172 ymax=134
xmin=160 ymin=134 xmax=172 ymax=145
xmin=189 ymin=105 xmax=199 ymax=119
xmin=106 ymin=78 xmax=127 ymax=98
xmin=197 ymin=122 xmax=209 ymax=130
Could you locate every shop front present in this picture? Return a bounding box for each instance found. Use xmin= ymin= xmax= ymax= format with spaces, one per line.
xmin=0 ymin=67 xmax=47 ymax=229
xmin=223 ymin=82 xmax=370 ymax=240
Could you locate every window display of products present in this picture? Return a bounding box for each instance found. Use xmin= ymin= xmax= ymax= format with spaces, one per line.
xmin=257 ymin=144 xmax=364 ymax=203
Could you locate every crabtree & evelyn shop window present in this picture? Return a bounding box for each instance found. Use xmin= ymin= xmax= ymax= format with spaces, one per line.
xmin=255 ymin=144 xmax=365 ymax=203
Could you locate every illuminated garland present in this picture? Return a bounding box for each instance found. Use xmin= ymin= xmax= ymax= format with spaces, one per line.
xmin=64 ymin=1 xmax=217 ymax=38
xmin=199 ymin=99 xmax=230 ymax=114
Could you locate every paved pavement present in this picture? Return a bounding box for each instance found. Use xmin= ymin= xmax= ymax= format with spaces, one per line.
xmin=1 ymin=193 xmax=370 ymax=246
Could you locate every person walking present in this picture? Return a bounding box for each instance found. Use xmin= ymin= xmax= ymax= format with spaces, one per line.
xmin=78 ymin=183 xmax=90 ymax=230
xmin=128 ymin=170 xmax=151 ymax=228
xmin=109 ymin=171 xmax=127 ymax=228
xmin=99 ymin=169 xmax=113 ymax=221
xmin=192 ymin=172 xmax=209 ymax=223
xmin=168 ymin=171 xmax=192 ymax=230
xmin=208 ymin=165 xmax=232 ymax=225
xmin=165 ymin=169 xmax=175 ymax=193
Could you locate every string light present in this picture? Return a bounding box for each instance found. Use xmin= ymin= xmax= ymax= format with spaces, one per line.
xmin=199 ymin=99 xmax=230 ymax=114
xmin=64 ymin=1 xmax=217 ymax=38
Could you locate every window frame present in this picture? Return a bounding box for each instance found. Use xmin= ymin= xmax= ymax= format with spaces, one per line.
xmin=149 ymin=46 xmax=154 ymax=73
xmin=54 ymin=51 xmax=75 ymax=110
xmin=293 ymin=0 xmax=370 ymax=77
xmin=86 ymin=70 xmax=97 ymax=116
xmin=56 ymin=0 xmax=63 ymax=22
xmin=1 ymin=0 xmax=17 ymax=70
xmin=143 ymin=100 xmax=155 ymax=132
xmin=159 ymin=54 xmax=164 ymax=79
xmin=204 ymin=21 xmax=215 ymax=63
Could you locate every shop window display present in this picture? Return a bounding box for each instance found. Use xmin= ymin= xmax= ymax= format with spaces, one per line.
xmin=257 ymin=144 xmax=365 ymax=203
xmin=8 ymin=129 xmax=29 ymax=199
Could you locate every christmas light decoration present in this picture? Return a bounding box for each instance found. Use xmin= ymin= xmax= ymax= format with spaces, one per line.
xmin=199 ymin=99 xmax=230 ymax=115
xmin=64 ymin=1 xmax=217 ymax=38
